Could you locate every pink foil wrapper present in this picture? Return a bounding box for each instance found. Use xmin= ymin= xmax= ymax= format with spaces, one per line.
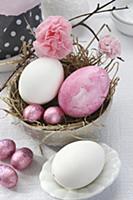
xmin=0 ymin=0 xmax=41 ymax=16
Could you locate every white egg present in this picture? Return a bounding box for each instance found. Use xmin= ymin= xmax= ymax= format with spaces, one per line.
xmin=52 ymin=141 xmax=105 ymax=189
xmin=18 ymin=57 xmax=64 ymax=104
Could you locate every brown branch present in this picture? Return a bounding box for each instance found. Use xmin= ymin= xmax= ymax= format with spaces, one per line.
xmin=86 ymin=24 xmax=111 ymax=49
xmin=117 ymin=57 xmax=125 ymax=62
xmin=0 ymin=45 xmax=35 ymax=92
xmin=71 ymin=0 xmax=128 ymax=28
xmin=70 ymin=6 xmax=128 ymax=22
xmin=80 ymin=23 xmax=99 ymax=41
xmin=72 ymin=4 xmax=100 ymax=28
xmin=105 ymin=59 xmax=114 ymax=69
xmin=97 ymin=6 xmax=128 ymax=13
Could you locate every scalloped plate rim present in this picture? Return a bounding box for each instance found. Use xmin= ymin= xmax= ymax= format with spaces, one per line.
xmin=39 ymin=143 xmax=121 ymax=200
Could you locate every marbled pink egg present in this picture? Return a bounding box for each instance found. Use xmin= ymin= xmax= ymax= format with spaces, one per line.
xmin=58 ymin=66 xmax=110 ymax=118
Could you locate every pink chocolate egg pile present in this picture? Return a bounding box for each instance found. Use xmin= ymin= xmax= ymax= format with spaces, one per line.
xmin=58 ymin=66 xmax=110 ymax=118
xmin=23 ymin=104 xmax=65 ymax=125
xmin=0 ymin=139 xmax=33 ymax=188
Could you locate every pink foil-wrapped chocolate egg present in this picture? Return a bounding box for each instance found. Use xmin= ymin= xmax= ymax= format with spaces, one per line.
xmin=0 ymin=139 xmax=16 ymax=160
xmin=0 ymin=164 xmax=18 ymax=188
xmin=43 ymin=106 xmax=64 ymax=125
xmin=10 ymin=148 xmax=33 ymax=170
xmin=23 ymin=104 xmax=45 ymax=122
xmin=58 ymin=66 xmax=110 ymax=118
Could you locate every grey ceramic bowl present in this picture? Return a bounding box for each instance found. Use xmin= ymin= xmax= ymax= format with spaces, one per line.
xmin=112 ymin=0 xmax=133 ymax=36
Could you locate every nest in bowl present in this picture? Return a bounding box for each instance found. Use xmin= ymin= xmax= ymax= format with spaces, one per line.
xmin=2 ymin=39 xmax=119 ymax=132
xmin=0 ymin=1 xmax=126 ymax=146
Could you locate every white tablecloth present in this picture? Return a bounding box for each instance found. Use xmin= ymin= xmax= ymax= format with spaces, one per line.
xmin=0 ymin=1 xmax=133 ymax=200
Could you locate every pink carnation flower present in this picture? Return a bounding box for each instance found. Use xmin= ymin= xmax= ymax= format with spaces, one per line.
xmin=99 ymin=35 xmax=121 ymax=59
xmin=33 ymin=16 xmax=73 ymax=60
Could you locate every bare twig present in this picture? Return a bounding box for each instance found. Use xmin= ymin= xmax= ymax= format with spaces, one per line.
xmin=71 ymin=0 xmax=128 ymax=28
xmin=0 ymin=64 xmax=21 ymax=92
xmin=86 ymin=24 xmax=111 ymax=49
xmin=105 ymin=59 xmax=114 ymax=69
xmin=70 ymin=6 xmax=128 ymax=22
xmin=117 ymin=57 xmax=125 ymax=62
xmin=0 ymin=44 xmax=35 ymax=92
xmin=24 ymin=17 xmax=35 ymax=37
xmin=80 ymin=23 xmax=99 ymax=41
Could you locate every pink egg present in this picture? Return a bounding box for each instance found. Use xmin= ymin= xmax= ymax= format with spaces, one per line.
xmin=43 ymin=106 xmax=64 ymax=125
xmin=0 ymin=139 xmax=16 ymax=160
xmin=10 ymin=148 xmax=33 ymax=170
xmin=23 ymin=104 xmax=45 ymax=122
xmin=0 ymin=164 xmax=18 ymax=188
xmin=58 ymin=66 xmax=110 ymax=118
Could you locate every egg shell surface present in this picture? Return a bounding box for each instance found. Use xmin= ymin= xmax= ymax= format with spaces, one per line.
xmin=51 ymin=141 xmax=105 ymax=190
xmin=19 ymin=57 xmax=64 ymax=104
xmin=58 ymin=66 xmax=110 ymax=117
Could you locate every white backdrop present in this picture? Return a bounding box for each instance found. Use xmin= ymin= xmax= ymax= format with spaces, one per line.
xmin=0 ymin=0 xmax=133 ymax=200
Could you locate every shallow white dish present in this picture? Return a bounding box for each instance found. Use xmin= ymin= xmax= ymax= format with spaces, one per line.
xmin=0 ymin=55 xmax=21 ymax=73
xmin=112 ymin=0 xmax=133 ymax=36
xmin=39 ymin=143 xmax=121 ymax=200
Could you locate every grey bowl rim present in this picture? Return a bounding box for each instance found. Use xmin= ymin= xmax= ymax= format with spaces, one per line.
xmin=112 ymin=5 xmax=133 ymax=26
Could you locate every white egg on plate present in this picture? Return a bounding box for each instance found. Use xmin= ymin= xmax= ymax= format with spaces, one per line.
xmin=18 ymin=57 xmax=64 ymax=104
xmin=51 ymin=141 xmax=105 ymax=190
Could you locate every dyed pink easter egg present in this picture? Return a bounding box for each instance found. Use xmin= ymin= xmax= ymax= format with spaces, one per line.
xmin=58 ymin=66 xmax=110 ymax=118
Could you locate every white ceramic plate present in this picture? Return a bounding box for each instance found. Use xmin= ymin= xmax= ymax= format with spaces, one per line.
xmin=39 ymin=143 xmax=121 ymax=200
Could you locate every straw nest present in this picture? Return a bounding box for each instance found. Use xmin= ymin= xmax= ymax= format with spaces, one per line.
xmin=3 ymin=40 xmax=119 ymax=132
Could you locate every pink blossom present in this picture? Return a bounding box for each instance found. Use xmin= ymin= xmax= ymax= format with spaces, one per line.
xmin=99 ymin=35 xmax=121 ymax=59
xmin=33 ymin=16 xmax=73 ymax=60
